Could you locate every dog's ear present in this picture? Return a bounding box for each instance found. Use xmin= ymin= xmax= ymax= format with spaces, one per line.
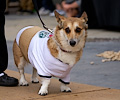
xmin=81 ymin=12 xmax=88 ymax=23
xmin=54 ymin=10 xmax=66 ymax=28
xmin=81 ymin=12 xmax=88 ymax=29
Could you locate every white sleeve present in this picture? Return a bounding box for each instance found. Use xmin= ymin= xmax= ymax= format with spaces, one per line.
xmin=59 ymin=73 xmax=70 ymax=84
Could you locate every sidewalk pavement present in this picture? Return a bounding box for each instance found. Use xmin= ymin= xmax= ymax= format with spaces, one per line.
xmin=5 ymin=15 xmax=120 ymax=41
xmin=0 ymin=70 xmax=120 ymax=100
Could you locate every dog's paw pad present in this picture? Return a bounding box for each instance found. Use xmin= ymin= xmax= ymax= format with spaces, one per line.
xmin=62 ymin=89 xmax=71 ymax=92
xmin=61 ymin=85 xmax=71 ymax=93
xmin=62 ymin=90 xmax=67 ymax=92
xmin=38 ymin=89 xmax=48 ymax=96
xmin=19 ymin=83 xmax=29 ymax=86
xmin=19 ymin=80 xmax=29 ymax=86
xmin=23 ymin=84 xmax=29 ymax=86
xmin=40 ymin=93 xmax=48 ymax=96
xmin=66 ymin=90 xmax=71 ymax=92
xmin=32 ymin=78 xmax=39 ymax=83
xmin=32 ymin=81 xmax=39 ymax=84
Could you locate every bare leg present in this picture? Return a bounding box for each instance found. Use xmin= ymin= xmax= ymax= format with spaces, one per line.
xmin=31 ymin=67 xmax=39 ymax=83
xmin=18 ymin=57 xmax=28 ymax=86
xmin=38 ymin=77 xmax=50 ymax=96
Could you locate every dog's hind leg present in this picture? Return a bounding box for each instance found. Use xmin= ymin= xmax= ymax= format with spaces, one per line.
xmin=13 ymin=40 xmax=28 ymax=86
xmin=31 ymin=67 xmax=39 ymax=83
xmin=18 ymin=57 xmax=28 ymax=86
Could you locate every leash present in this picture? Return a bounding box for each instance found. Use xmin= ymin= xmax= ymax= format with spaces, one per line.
xmin=32 ymin=0 xmax=53 ymax=33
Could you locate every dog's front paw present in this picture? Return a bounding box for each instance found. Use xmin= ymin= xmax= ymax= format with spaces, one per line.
xmin=38 ymin=88 xmax=48 ymax=96
xmin=61 ymin=84 xmax=71 ymax=92
xmin=19 ymin=80 xmax=29 ymax=86
xmin=38 ymin=77 xmax=50 ymax=96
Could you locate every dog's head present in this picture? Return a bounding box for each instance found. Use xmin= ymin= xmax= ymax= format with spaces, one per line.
xmin=54 ymin=11 xmax=88 ymax=52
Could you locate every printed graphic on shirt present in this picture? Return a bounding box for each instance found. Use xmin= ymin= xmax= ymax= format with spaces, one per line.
xmin=39 ymin=31 xmax=52 ymax=38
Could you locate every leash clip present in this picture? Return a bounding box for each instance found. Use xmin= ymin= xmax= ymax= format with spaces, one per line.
xmin=47 ymin=28 xmax=53 ymax=34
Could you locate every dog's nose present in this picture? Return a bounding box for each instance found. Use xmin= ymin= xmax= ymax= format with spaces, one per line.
xmin=69 ymin=40 xmax=76 ymax=47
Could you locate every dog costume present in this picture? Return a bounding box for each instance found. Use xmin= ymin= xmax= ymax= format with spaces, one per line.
xmin=16 ymin=26 xmax=73 ymax=83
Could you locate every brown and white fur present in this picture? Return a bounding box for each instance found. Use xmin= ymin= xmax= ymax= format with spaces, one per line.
xmin=13 ymin=11 xmax=88 ymax=96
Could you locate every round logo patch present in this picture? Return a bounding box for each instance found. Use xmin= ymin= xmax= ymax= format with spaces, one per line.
xmin=39 ymin=31 xmax=52 ymax=38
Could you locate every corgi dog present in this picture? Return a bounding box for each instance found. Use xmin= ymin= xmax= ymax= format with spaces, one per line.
xmin=13 ymin=11 xmax=88 ymax=96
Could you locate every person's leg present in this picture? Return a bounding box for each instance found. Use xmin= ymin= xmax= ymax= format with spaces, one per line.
xmin=5 ymin=0 xmax=9 ymax=14
xmin=26 ymin=0 xmax=34 ymax=13
xmin=80 ymin=0 xmax=98 ymax=28
xmin=66 ymin=8 xmax=79 ymax=17
xmin=19 ymin=0 xmax=27 ymax=11
xmin=42 ymin=0 xmax=55 ymax=11
xmin=39 ymin=0 xmax=55 ymax=15
xmin=0 ymin=0 xmax=8 ymax=74
xmin=0 ymin=0 xmax=18 ymax=86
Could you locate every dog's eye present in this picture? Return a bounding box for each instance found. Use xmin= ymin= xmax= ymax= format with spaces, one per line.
xmin=65 ymin=27 xmax=71 ymax=33
xmin=75 ymin=27 xmax=81 ymax=33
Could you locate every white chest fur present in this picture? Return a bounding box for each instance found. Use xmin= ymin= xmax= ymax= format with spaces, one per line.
xmin=58 ymin=49 xmax=77 ymax=66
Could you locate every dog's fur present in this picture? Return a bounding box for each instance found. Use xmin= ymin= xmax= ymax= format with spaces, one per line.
xmin=13 ymin=11 xmax=88 ymax=96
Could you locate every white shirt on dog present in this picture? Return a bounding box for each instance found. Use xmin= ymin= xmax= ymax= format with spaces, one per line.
xmin=16 ymin=26 xmax=73 ymax=83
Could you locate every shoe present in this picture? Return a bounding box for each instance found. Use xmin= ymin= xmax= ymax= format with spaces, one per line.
xmin=39 ymin=7 xmax=45 ymax=14
xmin=56 ymin=10 xmax=65 ymax=15
xmin=49 ymin=10 xmax=65 ymax=17
xmin=39 ymin=7 xmax=51 ymax=15
xmin=49 ymin=11 xmax=54 ymax=16
xmin=0 ymin=73 xmax=18 ymax=86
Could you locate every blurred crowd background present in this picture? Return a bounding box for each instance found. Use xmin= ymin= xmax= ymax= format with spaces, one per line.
xmin=5 ymin=0 xmax=120 ymax=30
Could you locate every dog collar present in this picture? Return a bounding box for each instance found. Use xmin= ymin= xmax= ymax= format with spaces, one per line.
xmin=60 ymin=48 xmax=72 ymax=53
xmin=52 ymin=38 xmax=72 ymax=53
xmin=57 ymin=58 xmax=69 ymax=65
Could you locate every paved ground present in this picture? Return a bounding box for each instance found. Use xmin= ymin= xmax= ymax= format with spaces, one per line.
xmin=5 ymin=14 xmax=120 ymax=90
xmin=5 ymin=14 xmax=120 ymax=41
xmin=1 ymin=70 xmax=120 ymax=100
